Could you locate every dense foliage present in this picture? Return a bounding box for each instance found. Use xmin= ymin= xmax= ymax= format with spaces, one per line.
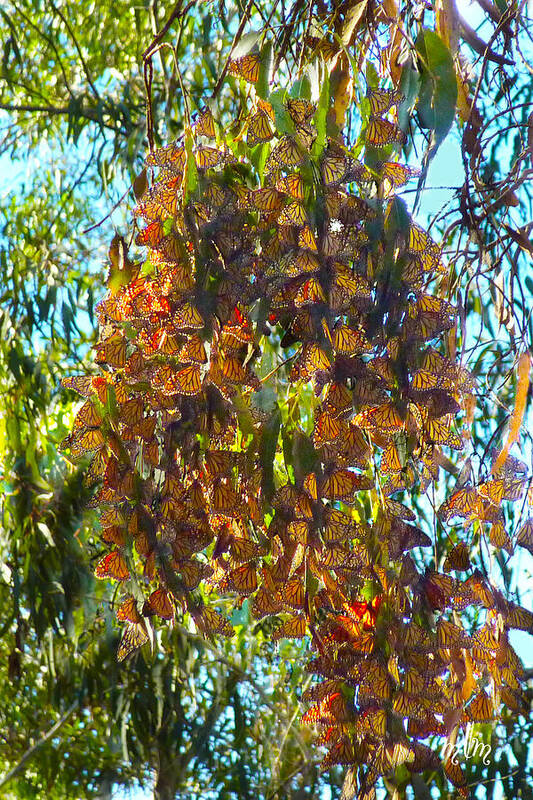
xmin=1 ymin=1 xmax=533 ymax=798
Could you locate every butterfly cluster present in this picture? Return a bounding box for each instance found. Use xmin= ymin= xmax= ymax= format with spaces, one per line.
xmin=61 ymin=81 xmax=532 ymax=798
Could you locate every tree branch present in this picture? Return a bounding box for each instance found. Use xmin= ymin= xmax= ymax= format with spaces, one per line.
xmin=0 ymin=103 xmax=128 ymax=135
xmin=0 ymin=701 xmax=78 ymax=790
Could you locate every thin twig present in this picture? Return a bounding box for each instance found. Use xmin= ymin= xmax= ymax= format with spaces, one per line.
xmin=211 ymin=0 xmax=256 ymax=100
xmin=0 ymin=701 xmax=78 ymax=790
xmin=48 ymin=0 xmax=101 ymax=99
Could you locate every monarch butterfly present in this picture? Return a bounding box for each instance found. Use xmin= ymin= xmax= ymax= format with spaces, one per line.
xmin=385 ymin=742 xmax=415 ymax=770
xmin=65 ymin=427 xmax=106 ymax=456
xmin=251 ymin=585 xmax=283 ymax=619
xmin=158 ymin=232 xmax=185 ymax=262
xmin=489 ymin=519 xmax=513 ymax=553
xmin=332 ymin=324 xmax=370 ymax=355
xmin=194 ymin=145 xmax=224 ymax=170
xmin=466 ymin=689 xmax=493 ymax=722
xmin=321 ymin=153 xmax=347 ymax=186
xmin=178 ymin=334 xmax=207 ymax=364
xmin=392 ymin=691 xmax=429 ymax=720
xmin=276 ymin=173 xmax=305 ymax=200
xmin=331 ymin=423 xmax=372 ymax=469
xmin=471 ymin=622 xmax=499 ymax=654
xmin=95 ymin=550 xmax=130 ymax=581
xmin=62 ymin=374 xmax=102 ymax=398
xmin=204 ymin=181 xmax=227 ymax=208
xmin=193 ymin=106 xmax=216 ymax=138
xmin=226 ymin=562 xmax=258 ymax=594
xmin=302 ymin=680 xmax=344 ymax=705
xmin=422 ymin=416 xmax=463 ymax=450
xmin=437 ymin=618 xmax=471 ymax=650
xmin=117 ymin=621 xmax=149 ymax=662
xmin=145 ymin=141 xmax=186 ymax=172
xmin=266 ymin=136 xmax=304 ymax=172
xmin=354 ymin=705 xmax=387 ymax=737
xmin=282 ymin=250 xmax=320 ymax=277
xmin=380 ymin=443 xmax=403 ymax=474
xmin=408 ymin=299 xmax=456 ymax=341
xmin=329 ymin=265 xmax=372 ymax=308
xmin=174 ymin=302 xmax=204 ymax=329
xmin=443 ymin=757 xmax=469 ymax=798
xmin=322 ymin=507 xmax=353 ymax=543
xmin=227 ymin=52 xmax=261 ymax=83
xmin=506 ymin=603 xmax=533 ymax=632
xmin=303 ymin=471 xmax=318 ymax=501
xmin=294 ymin=277 xmax=325 ymax=307
xmin=204 ymin=449 xmax=233 ymax=478
xmin=272 ymin=613 xmax=307 ymax=640
xmin=277 ymin=201 xmax=308 ymax=227
xmin=379 ymin=161 xmax=419 ymax=193
xmin=457 ymin=570 xmax=494 ymax=609
xmin=437 ymin=486 xmax=479 ymax=522
xmin=298 ymin=225 xmax=318 ymax=252
xmin=500 ymin=686 xmax=527 ymax=714
xmin=401 ymin=621 xmax=434 ymax=653
xmin=402 ymin=668 xmax=432 ymax=696
xmin=320 ymin=738 xmax=358 ymax=771
xmin=312 ymin=410 xmax=341 ymax=447
xmin=84 ymin=449 xmax=110 ymax=488
xmin=251 ymin=186 xmax=283 ymax=212
xmin=247 ymin=108 xmax=274 ymax=147
xmin=302 ymin=692 xmax=348 ymax=726
xmin=321 ymin=469 xmax=373 ymax=501
xmin=94 ymin=335 xmax=127 ymax=368
xmin=73 ymin=400 xmax=103 ymax=431
xmin=143 ymin=327 xmax=181 ymax=356
xmin=293 ymin=343 xmax=331 ymax=377
xmin=147 ymin=588 xmax=174 ymax=619
xmin=165 ymin=364 xmax=202 ymax=396
xmin=344 ymin=596 xmax=382 ymax=628
xmin=354 ymin=403 xmax=404 ymax=433
xmin=286 ymin=98 xmax=316 ymax=125
xmin=367 ymin=86 xmax=404 ymax=115
xmin=286 ymin=520 xmax=308 ymax=548
xmin=323 ymin=382 xmax=352 ymax=416
xmin=179 ymin=559 xmax=213 ymax=590
xmin=280 ymin=576 xmax=305 ymax=610
xmin=229 ymin=537 xmax=264 ymax=563
xmin=192 ymin=605 xmax=235 ymax=637
xmin=137 ymin=177 xmax=181 ymax=219
xmin=116 ymin=596 xmax=143 ymax=623
xmin=221 ymin=304 xmax=254 ymax=340
xmin=211 ymin=478 xmax=240 ymax=517
xmin=366 ymin=116 xmax=405 ymax=148
xmin=514 ymin=519 xmax=533 ymax=558
xmin=443 ymin=542 xmax=471 ymax=572
xmin=356 ymin=661 xmax=392 ymax=701
xmin=134 ymin=221 xmax=164 ymax=250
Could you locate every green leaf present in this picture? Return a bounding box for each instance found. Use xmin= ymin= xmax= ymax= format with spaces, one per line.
xmin=341 ymin=0 xmax=368 ymax=47
xmin=311 ymin=62 xmax=329 ymax=158
xmin=415 ymin=30 xmax=457 ymax=148
xmin=290 ymin=428 xmax=318 ymax=484
xmin=256 ymin=42 xmax=272 ymax=100
xmin=259 ymin=408 xmax=281 ymax=503
xmin=0 ymin=10 xmax=22 ymax=65
xmin=184 ymin=132 xmax=199 ymax=202
xmin=269 ymin=88 xmax=292 ymax=135
xmin=232 ymin=30 xmax=262 ymax=57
